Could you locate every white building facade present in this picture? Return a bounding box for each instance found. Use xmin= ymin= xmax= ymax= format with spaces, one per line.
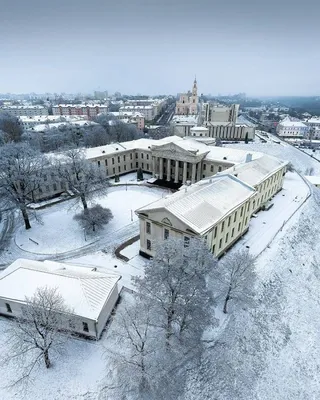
xmin=0 ymin=259 xmax=120 ymax=340
xmin=277 ymin=117 xmax=309 ymax=138
xmin=0 ymin=105 xmax=49 ymax=117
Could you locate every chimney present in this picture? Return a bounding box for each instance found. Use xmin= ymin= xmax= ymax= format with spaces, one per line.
xmin=245 ymin=153 xmax=252 ymax=163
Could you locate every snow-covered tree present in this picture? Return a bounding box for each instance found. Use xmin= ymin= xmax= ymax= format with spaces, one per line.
xmin=0 ymin=111 xmax=23 ymax=143
xmin=133 ymin=237 xmax=216 ymax=346
xmin=213 ymin=249 xmax=256 ymax=313
xmin=0 ymin=142 xmax=48 ymax=229
xmin=74 ymin=204 xmax=113 ymax=232
xmin=2 ymin=286 xmax=72 ymax=386
xmin=55 ymin=148 xmax=109 ymax=210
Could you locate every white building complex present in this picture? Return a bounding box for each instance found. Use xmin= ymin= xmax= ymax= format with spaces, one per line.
xmin=19 ymin=115 xmax=88 ymax=130
xmin=0 ymin=105 xmax=49 ymax=117
xmin=277 ymin=116 xmax=309 ymax=138
xmin=0 ymin=259 xmax=120 ymax=339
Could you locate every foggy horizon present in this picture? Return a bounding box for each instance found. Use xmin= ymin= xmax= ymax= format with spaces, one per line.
xmin=1 ymin=0 xmax=320 ymax=96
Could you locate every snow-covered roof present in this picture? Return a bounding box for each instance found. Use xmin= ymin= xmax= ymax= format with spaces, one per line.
xmin=31 ymin=120 xmax=99 ymax=132
xmin=136 ymin=174 xmax=256 ymax=234
xmin=223 ymin=155 xmax=288 ymax=186
xmin=171 ymin=115 xmax=199 ymax=124
xmin=85 ymin=136 xmax=185 ymax=159
xmin=0 ymin=259 xmax=120 ymax=321
xmin=279 ymin=117 xmax=308 ymax=128
xmin=205 ymin=146 xmax=262 ymax=165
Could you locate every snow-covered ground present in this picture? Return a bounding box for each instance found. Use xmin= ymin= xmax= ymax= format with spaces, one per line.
xmin=109 ymin=171 xmax=153 ymax=186
xmin=225 ymin=134 xmax=320 ymax=175
xmin=1 ymin=140 xmax=320 ymax=399
xmin=14 ymin=186 xmax=168 ymax=255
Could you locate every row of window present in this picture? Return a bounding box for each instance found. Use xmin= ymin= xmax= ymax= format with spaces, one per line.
xmin=97 ymin=152 xmax=150 ymax=168
xmin=4 ymin=302 xmax=90 ymax=333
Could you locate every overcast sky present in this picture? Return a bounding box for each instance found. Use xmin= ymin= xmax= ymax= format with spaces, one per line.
xmin=1 ymin=0 xmax=319 ymax=96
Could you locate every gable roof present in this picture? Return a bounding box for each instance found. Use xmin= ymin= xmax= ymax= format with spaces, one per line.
xmin=136 ymin=174 xmax=256 ymax=234
xmin=223 ymin=154 xmax=288 ymax=186
xmin=0 ymin=259 xmax=120 ymax=321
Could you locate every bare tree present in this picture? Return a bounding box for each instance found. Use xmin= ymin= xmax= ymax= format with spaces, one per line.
xmin=213 ymin=249 xmax=256 ymax=314
xmin=133 ymin=237 xmax=215 ymax=346
xmin=0 ymin=142 xmax=48 ymax=229
xmin=74 ymin=204 xmax=113 ymax=232
xmin=0 ymin=111 xmax=23 ymax=143
xmin=56 ymin=148 xmax=109 ymax=210
xmin=105 ymin=299 xmax=186 ymax=400
xmin=2 ymin=286 xmax=72 ymax=386
xmin=286 ymin=162 xmax=295 ymax=172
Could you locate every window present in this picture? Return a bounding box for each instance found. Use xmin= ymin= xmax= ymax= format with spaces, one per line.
xmin=82 ymin=322 xmax=89 ymax=332
xmin=212 ymin=244 xmax=215 ymax=254
xmin=135 ymin=153 xmax=138 ymax=159
xmin=141 ymin=153 xmax=144 ymax=159
xmin=228 ymin=216 xmax=231 ymax=227
xmin=118 ymin=166 xmax=121 ymax=172
xmin=147 ymin=239 xmax=151 ymax=250
xmin=234 ymin=211 xmax=237 ymax=222
xmin=131 ymin=163 xmax=133 ymax=169
xmin=130 ymin=153 xmax=133 ymax=160
xmin=124 ymin=165 xmax=127 ymax=171
xmin=112 ymin=158 xmax=115 ymax=165
xmin=97 ymin=161 xmax=100 ymax=167
xmin=210 ymin=165 xmax=214 ymax=172
xmin=146 ymin=154 xmax=149 ymax=160
xmin=184 ymin=236 xmax=190 ymax=247
xmin=117 ymin=156 xmax=120 ymax=163
xmin=123 ymin=155 xmax=126 ymax=161
xmin=105 ymin=159 xmax=108 ymax=166
xmin=219 ymin=238 xmax=222 ymax=249
xmin=146 ymin=222 xmax=151 ymax=234
xmin=238 ymin=222 xmax=241 ymax=231
xmin=245 ymin=217 xmax=248 ymax=226
xmin=240 ymin=206 xmax=243 ymax=217
xmin=203 ymin=164 xmax=206 ymax=170
xmin=113 ymin=167 xmax=115 ymax=174
xmin=231 ymin=227 xmax=235 ymax=238
xmin=5 ymin=303 xmax=12 ymax=313
xmin=141 ymin=163 xmax=144 ymax=169
xmin=136 ymin=162 xmax=139 ymax=168
xmin=214 ymin=226 xmax=217 ymax=239
xmin=164 ymin=228 xmax=169 ymax=240
xmin=218 ymin=166 xmax=222 ymax=172
xmin=221 ymin=221 xmax=225 ymax=232
xmin=225 ymin=233 xmax=229 ymax=243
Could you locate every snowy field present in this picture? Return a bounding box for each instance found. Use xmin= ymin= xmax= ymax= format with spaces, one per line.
xmin=15 ymin=186 xmax=169 ymax=255
xmin=225 ymin=135 xmax=320 ymax=175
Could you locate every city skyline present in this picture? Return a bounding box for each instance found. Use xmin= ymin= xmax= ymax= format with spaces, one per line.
xmin=1 ymin=0 xmax=320 ymax=96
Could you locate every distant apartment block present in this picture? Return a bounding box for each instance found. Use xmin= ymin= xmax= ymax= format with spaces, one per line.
xmin=277 ymin=117 xmax=309 ymax=138
xmin=19 ymin=115 xmax=88 ymax=130
xmin=109 ymin=111 xmax=145 ymax=130
xmin=52 ymin=104 xmax=108 ymax=118
xmin=0 ymin=105 xmax=49 ymax=117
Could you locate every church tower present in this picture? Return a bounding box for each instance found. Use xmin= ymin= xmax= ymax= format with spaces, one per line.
xmin=189 ymin=76 xmax=198 ymax=114
xmin=192 ymin=77 xmax=197 ymax=97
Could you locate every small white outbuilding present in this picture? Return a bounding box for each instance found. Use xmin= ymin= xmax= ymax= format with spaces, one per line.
xmin=0 ymin=259 xmax=121 ymax=339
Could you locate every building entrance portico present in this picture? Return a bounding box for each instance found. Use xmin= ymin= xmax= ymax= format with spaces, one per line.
xmin=151 ymin=141 xmax=208 ymax=185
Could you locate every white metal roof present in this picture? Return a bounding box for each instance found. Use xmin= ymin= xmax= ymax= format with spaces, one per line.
xmin=0 ymin=259 xmax=120 ymax=321
xmin=136 ymin=174 xmax=256 ymax=234
xmin=223 ymin=155 xmax=288 ymax=186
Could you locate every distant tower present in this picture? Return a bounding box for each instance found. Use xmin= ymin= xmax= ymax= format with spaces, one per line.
xmin=192 ymin=76 xmax=197 ymax=97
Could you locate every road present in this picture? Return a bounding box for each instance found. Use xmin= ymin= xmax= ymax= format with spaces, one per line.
xmin=156 ymin=103 xmax=175 ymax=125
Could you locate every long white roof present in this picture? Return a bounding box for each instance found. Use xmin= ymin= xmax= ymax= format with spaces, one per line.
xmin=223 ymin=155 xmax=288 ymax=186
xmin=0 ymin=259 xmax=120 ymax=320
xmin=136 ymin=174 xmax=256 ymax=234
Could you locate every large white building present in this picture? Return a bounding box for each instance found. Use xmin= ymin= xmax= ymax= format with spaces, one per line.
xmin=136 ymin=152 xmax=287 ymax=258
xmin=277 ymin=117 xmax=309 ymax=138
xmin=0 ymin=105 xmax=49 ymax=117
xmin=202 ymin=103 xmax=239 ymax=124
xmin=0 ymin=259 xmax=120 ymax=339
